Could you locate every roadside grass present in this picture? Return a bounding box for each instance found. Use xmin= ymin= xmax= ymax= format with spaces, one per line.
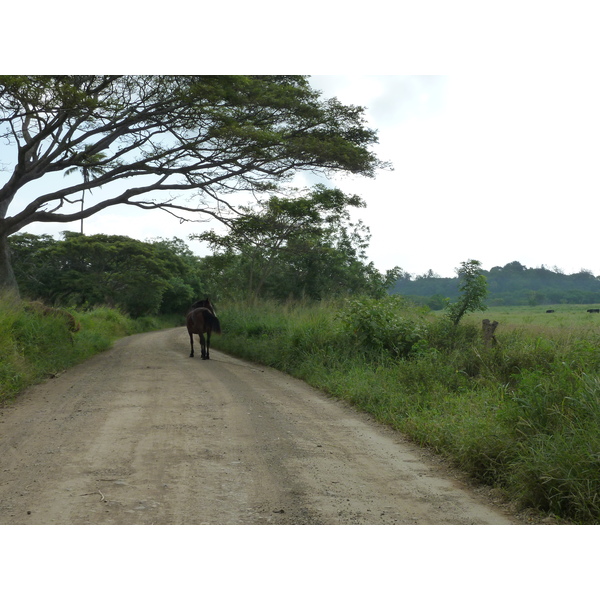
xmin=0 ymin=294 xmax=178 ymax=404
xmin=211 ymin=298 xmax=600 ymax=523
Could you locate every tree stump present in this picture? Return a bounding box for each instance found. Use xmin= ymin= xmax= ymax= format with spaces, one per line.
xmin=482 ymin=319 xmax=499 ymax=347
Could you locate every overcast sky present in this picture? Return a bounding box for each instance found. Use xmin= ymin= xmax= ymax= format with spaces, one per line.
xmin=4 ymin=3 xmax=597 ymax=582
xmin=5 ymin=1 xmax=600 ymax=279
xmin=303 ymin=74 xmax=600 ymax=277
xmin=13 ymin=74 xmax=600 ymax=279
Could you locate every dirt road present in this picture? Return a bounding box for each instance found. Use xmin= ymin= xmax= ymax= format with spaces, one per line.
xmin=0 ymin=327 xmax=517 ymax=525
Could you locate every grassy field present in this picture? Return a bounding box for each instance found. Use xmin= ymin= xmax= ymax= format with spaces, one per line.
xmin=465 ymin=304 xmax=600 ymax=332
xmin=211 ymin=298 xmax=600 ymax=524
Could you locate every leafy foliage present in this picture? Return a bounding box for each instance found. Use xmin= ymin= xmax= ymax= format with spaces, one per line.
xmin=8 ymin=232 xmax=206 ymax=316
xmin=445 ymin=259 xmax=488 ymax=326
xmin=336 ymin=296 xmax=425 ymax=358
xmin=194 ymin=186 xmax=399 ymax=301
xmin=0 ymin=75 xmax=385 ymax=293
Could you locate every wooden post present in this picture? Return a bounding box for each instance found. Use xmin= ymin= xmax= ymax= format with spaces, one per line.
xmin=482 ymin=319 xmax=499 ymax=347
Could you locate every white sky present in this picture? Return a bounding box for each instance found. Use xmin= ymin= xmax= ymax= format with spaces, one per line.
xmin=4 ymin=3 xmax=600 ymax=279
xmin=305 ymin=74 xmax=600 ymax=277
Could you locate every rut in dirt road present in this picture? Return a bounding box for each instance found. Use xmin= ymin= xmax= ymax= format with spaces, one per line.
xmin=0 ymin=327 xmax=517 ymax=525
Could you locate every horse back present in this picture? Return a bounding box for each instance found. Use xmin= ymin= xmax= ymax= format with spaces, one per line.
xmin=186 ymin=307 xmax=221 ymax=334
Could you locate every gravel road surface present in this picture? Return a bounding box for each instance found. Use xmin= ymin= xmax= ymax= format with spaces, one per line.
xmin=0 ymin=327 xmax=517 ymax=525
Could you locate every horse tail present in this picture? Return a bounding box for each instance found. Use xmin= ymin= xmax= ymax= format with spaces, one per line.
xmin=209 ymin=313 xmax=222 ymax=335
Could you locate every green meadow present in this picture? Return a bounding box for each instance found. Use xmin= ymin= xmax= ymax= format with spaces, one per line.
xmin=465 ymin=304 xmax=600 ymax=331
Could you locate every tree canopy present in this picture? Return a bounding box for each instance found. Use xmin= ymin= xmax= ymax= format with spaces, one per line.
xmin=0 ymin=75 xmax=385 ymax=292
xmin=9 ymin=226 xmax=398 ymax=313
xmin=193 ymin=185 xmax=399 ymax=301
xmin=8 ymin=232 xmax=205 ymax=316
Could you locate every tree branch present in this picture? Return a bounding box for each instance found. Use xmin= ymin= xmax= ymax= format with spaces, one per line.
xmin=1 ymin=75 xmax=384 ymax=241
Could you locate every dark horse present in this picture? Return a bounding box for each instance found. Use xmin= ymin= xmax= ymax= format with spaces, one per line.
xmin=186 ymin=298 xmax=222 ymax=360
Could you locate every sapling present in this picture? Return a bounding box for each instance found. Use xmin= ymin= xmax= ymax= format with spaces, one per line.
xmin=446 ymin=259 xmax=488 ymax=326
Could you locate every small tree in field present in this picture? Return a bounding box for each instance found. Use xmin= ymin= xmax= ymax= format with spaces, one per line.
xmin=446 ymin=259 xmax=488 ymax=326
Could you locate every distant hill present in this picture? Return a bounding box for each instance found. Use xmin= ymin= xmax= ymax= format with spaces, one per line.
xmin=390 ymin=261 xmax=600 ymax=308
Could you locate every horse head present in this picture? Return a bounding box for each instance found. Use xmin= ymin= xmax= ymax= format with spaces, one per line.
xmin=190 ymin=298 xmax=215 ymax=314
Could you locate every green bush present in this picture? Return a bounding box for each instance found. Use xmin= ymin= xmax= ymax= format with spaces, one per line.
xmin=336 ymin=296 xmax=425 ymax=359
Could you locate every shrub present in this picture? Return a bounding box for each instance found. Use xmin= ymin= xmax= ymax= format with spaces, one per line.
xmin=336 ymin=296 xmax=425 ymax=359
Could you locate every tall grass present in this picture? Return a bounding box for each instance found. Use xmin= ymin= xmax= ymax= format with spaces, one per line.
xmin=212 ymin=298 xmax=600 ymax=523
xmin=0 ymin=294 xmax=177 ymax=404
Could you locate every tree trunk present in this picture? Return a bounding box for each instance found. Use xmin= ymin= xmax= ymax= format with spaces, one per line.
xmin=482 ymin=319 xmax=499 ymax=347
xmin=0 ymin=232 xmax=20 ymax=297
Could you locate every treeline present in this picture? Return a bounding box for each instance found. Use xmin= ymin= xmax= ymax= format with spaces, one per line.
xmin=8 ymin=232 xmax=206 ymax=317
xmin=8 ymin=220 xmax=394 ymax=315
xmin=391 ymin=261 xmax=600 ymax=308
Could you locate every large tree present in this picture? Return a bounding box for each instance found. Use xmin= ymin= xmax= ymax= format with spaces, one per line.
xmin=194 ymin=185 xmax=399 ymax=301
xmin=0 ymin=76 xmax=384 ymax=293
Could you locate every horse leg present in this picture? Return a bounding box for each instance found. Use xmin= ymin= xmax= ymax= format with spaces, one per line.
xmin=189 ymin=330 xmax=194 ymax=357
xmin=206 ymin=330 xmax=211 ymax=360
xmin=200 ymin=332 xmax=207 ymax=360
